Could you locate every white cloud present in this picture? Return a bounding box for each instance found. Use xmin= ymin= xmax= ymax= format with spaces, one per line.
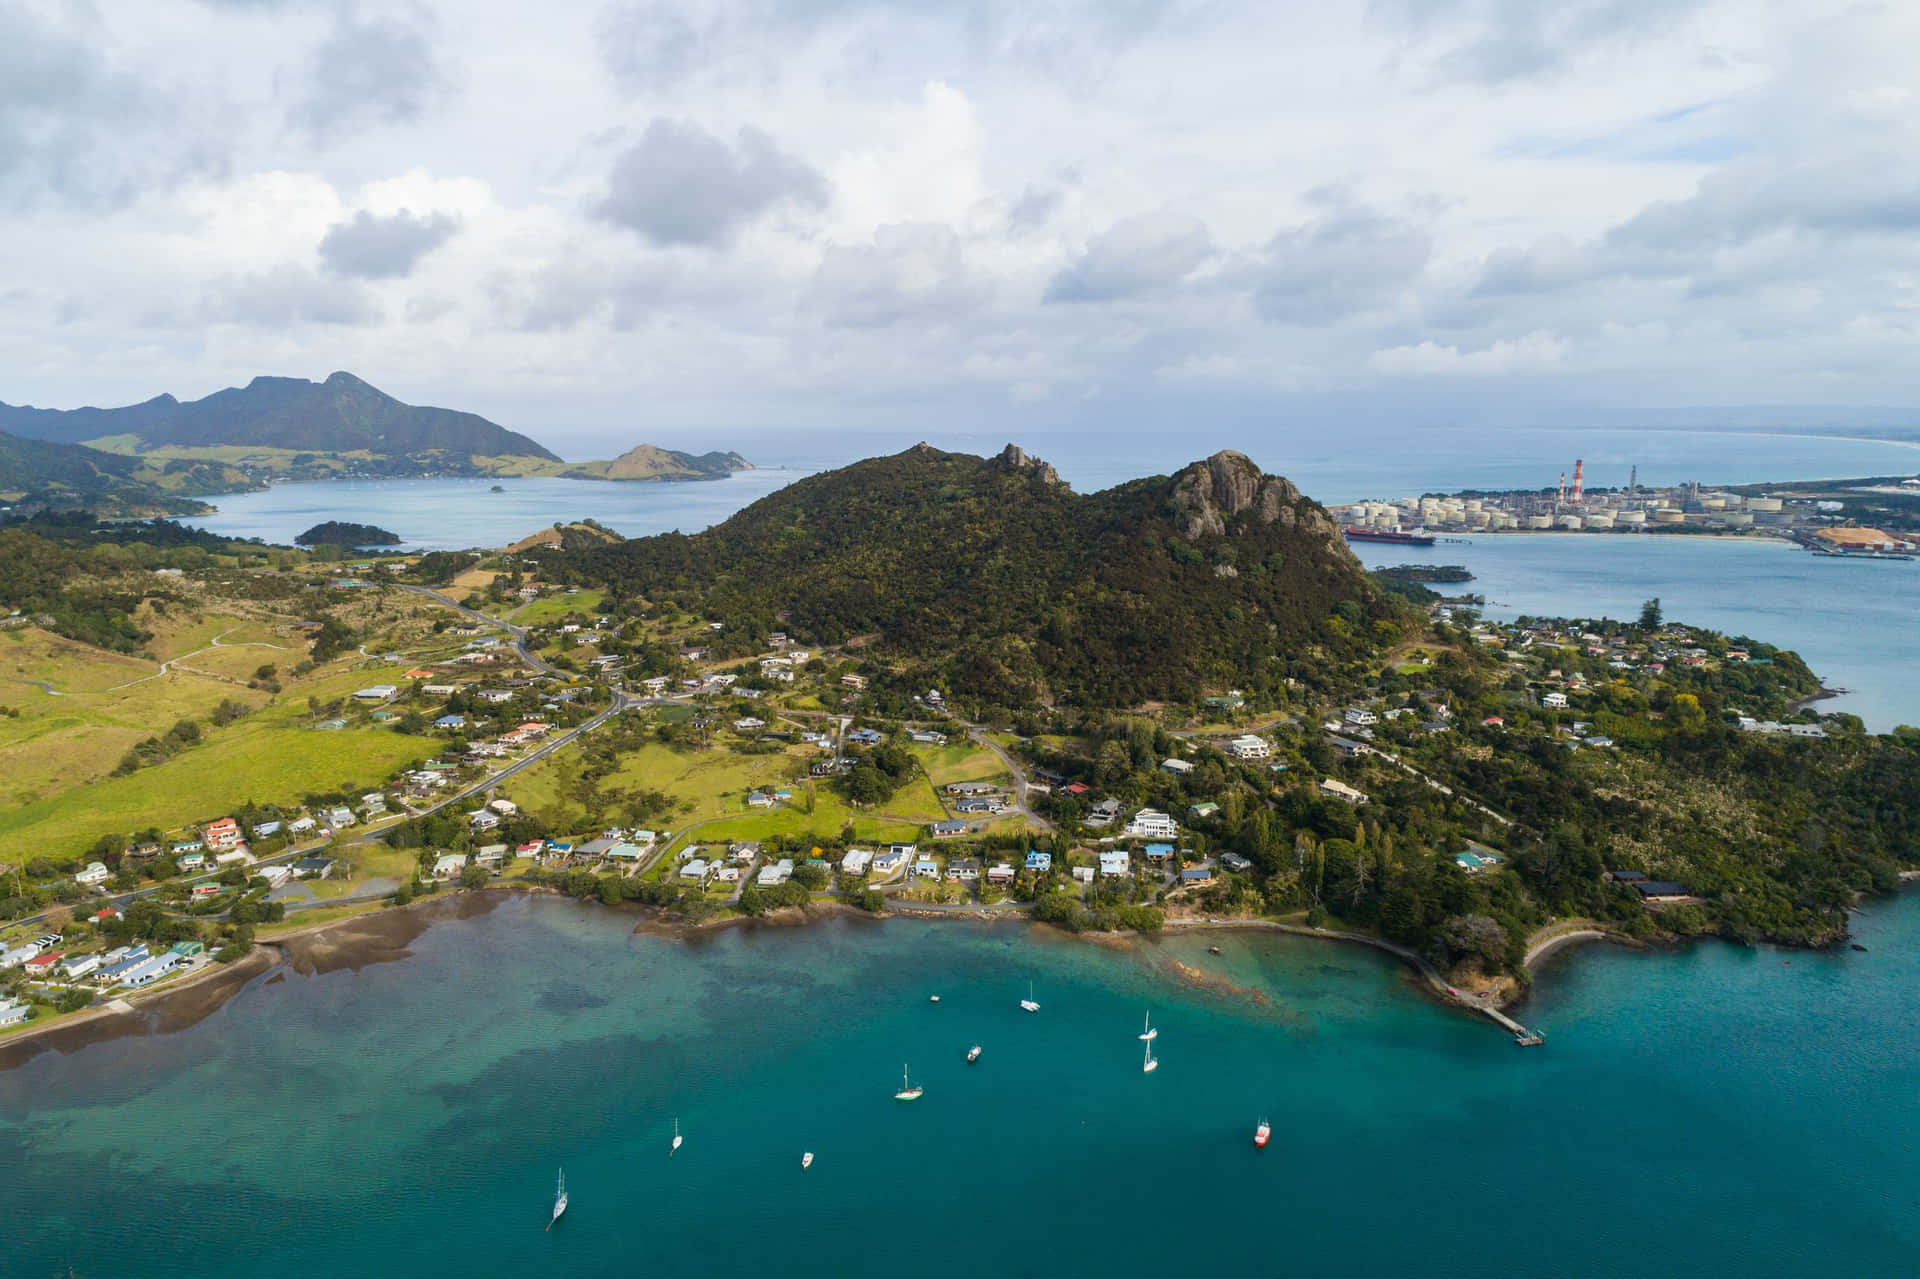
xmin=1370 ymin=330 xmax=1570 ymax=375
xmin=4 ymin=0 xmax=1920 ymax=433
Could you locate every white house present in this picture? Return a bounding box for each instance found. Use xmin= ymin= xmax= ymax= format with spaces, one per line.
xmin=1124 ymin=808 xmax=1179 ymax=839
xmin=255 ymin=864 xmax=292 ymax=890
xmin=840 ymin=848 xmax=874 ymax=874
xmin=680 ymin=858 xmax=711 ymax=881
xmin=1541 ymin=691 xmax=1569 ymax=710
xmin=1318 ymin=778 xmax=1370 ymax=806
xmin=74 ymin=862 xmax=111 ymax=887
xmin=757 ymin=858 xmax=794 ymax=886
xmin=1098 ymin=850 xmax=1131 ymax=877
xmin=354 ymin=685 xmax=399 ymax=701
xmin=1226 ymin=734 xmax=1271 ymax=760
xmin=488 ymin=798 xmax=518 ymax=815
xmin=1344 ymin=707 xmax=1378 ymax=727
xmin=1161 ymin=757 xmax=1194 ymax=775
xmin=432 ymin=853 xmax=469 ymax=880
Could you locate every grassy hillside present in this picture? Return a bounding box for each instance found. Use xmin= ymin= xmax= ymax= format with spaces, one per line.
xmin=533 ymin=444 xmax=1398 ymax=707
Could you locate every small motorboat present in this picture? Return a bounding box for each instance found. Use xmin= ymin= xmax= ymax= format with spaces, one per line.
xmin=801 ymin=1152 xmax=814 ymax=1170
xmin=1254 ymin=1118 xmax=1271 ymax=1149
xmin=1208 ymin=946 xmax=1222 ymax=955
xmin=929 ymin=994 xmax=940 ymax=1003
xmin=967 ymin=1044 xmax=982 ymax=1063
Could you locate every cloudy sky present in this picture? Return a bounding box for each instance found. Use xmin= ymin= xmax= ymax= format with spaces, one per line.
xmin=5 ymin=0 xmax=1920 ymax=454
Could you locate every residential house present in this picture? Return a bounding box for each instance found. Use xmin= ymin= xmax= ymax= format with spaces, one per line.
xmin=913 ymin=854 xmax=942 ymax=880
xmin=1541 ymin=691 xmax=1569 ymax=710
xmin=869 ymin=849 xmax=908 ymax=878
xmin=840 ymin=848 xmax=874 ymax=875
xmin=0 ymin=999 xmax=29 ymax=1027
xmin=473 ymin=844 xmax=509 ymax=868
xmin=1124 ymin=808 xmax=1179 ymax=839
xmin=468 ymin=810 xmax=501 ymax=832
xmin=1142 ymin=843 xmax=1174 ymax=863
xmin=733 ymin=716 xmax=767 ymax=732
xmin=1317 ymin=778 xmax=1369 ymax=806
xmin=1220 ymin=852 xmax=1253 ymax=873
xmin=757 ymin=859 xmax=794 ymax=886
xmin=328 ymin=807 xmax=356 ymax=829
xmin=909 ymin=730 xmax=948 ymax=745
xmin=946 ymin=858 xmax=981 ymax=882
xmin=946 ymin=781 xmax=997 ymax=796
xmin=74 ymin=862 xmax=111 ymax=887
xmin=1189 ymin=801 xmax=1220 ymax=819
xmin=1226 ymin=734 xmax=1272 ymax=760
xmin=730 ymin=843 xmax=762 ymax=863
xmin=680 ymin=858 xmax=712 ymax=882
xmin=1084 ymin=797 xmax=1123 ymax=828
xmin=930 ymin=820 xmax=969 ymax=839
xmin=1181 ymin=864 xmax=1214 ymax=884
xmin=840 ymin=674 xmax=868 ymax=690
xmin=986 ymin=863 xmax=1016 ymax=885
xmin=177 ymin=851 xmax=207 ymax=871
xmin=605 ymin=843 xmax=645 ymax=862
xmin=1344 ymin=707 xmax=1379 ymax=727
xmin=1161 ymin=757 xmax=1195 ymax=775
xmin=432 ymin=853 xmax=469 ymax=880
xmin=1024 ymin=850 xmax=1053 ymax=873
xmin=256 ymin=865 xmax=292 ymax=891
xmin=1328 ymin=735 xmax=1371 ymax=759
xmin=1072 ymin=865 xmax=1095 ymax=883
xmin=204 ymin=817 xmax=243 ymax=850
xmin=1098 ymin=850 xmax=1131 ymax=878
xmin=292 ymin=856 xmax=337 ymax=880
xmin=60 ymin=953 xmax=102 ymax=980
xmin=354 ymin=685 xmax=399 ymax=701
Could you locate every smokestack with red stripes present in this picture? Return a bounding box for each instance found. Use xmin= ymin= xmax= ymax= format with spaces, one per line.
xmin=1571 ymin=458 xmax=1585 ymax=504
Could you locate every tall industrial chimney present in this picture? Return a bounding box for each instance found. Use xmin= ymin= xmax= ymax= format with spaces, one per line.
xmin=1558 ymin=471 xmax=1566 ymax=504
xmin=1571 ymin=458 xmax=1585 ymax=504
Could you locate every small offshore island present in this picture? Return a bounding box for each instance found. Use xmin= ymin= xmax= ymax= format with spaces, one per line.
xmin=2 ymin=443 xmax=1917 ymax=1051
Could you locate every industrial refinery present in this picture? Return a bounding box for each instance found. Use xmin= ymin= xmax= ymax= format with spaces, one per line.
xmin=1333 ymin=459 xmax=1839 ymax=538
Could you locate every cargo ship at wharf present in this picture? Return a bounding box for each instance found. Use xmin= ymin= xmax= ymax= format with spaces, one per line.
xmin=1341 ymin=527 xmax=1436 ymax=547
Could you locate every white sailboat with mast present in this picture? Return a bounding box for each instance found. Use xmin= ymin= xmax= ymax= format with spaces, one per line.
xmin=894 ymin=1063 xmax=923 ymax=1101
xmin=1138 ymin=1011 xmax=1157 ymax=1041
xmin=547 ymin=1167 xmax=567 ymax=1231
xmin=1020 ymin=981 xmax=1040 ymax=1013
xmin=1142 ymin=1037 xmax=1158 ymax=1073
xmin=670 ymin=1117 xmax=683 ymax=1156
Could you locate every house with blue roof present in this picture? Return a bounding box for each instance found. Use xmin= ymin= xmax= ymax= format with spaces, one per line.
xmin=1024 ymin=850 xmax=1052 ymax=872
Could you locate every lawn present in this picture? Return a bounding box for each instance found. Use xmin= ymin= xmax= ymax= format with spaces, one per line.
xmin=0 ymin=637 xmax=440 ymax=860
xmin=510 ymin=590 xmax=604 ymax=626
xmin=505 ymin=732 xmax=942 ymax=851
xmin=911 ymin=740 xmax=1011 ymax=788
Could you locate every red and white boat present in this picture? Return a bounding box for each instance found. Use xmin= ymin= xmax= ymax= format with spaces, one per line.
xmin=1253 ymin=1118 xmax=1271 ymax=1148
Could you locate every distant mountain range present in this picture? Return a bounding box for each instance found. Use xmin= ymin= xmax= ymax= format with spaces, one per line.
xmin=0 ymin=371 xmax=560 ymax=463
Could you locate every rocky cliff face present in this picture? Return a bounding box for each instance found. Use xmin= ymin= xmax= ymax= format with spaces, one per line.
xmin=1167 ymin=448 xmax=1345 ymax=549
xmin=993 ymin=442 xmax=1066 ymax=489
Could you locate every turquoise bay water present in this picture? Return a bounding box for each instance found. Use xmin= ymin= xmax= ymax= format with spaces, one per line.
xmin=3 ymin=894 xmax=1917 ymax=1278
xmin=1347 ymin=534 xmax=1920 ymax=731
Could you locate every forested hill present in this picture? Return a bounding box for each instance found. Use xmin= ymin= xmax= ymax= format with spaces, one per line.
xmin=0 ymin=372 xmax=560 ymax=462
xmin=532 ymin=444 xmax=1399 ymax=706
xmin=0 ymin=428 xmax=214 ymax=516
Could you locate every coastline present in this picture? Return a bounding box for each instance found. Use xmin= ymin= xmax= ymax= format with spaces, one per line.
xmin=7 ymin=874 xmax=1900 ymax=1074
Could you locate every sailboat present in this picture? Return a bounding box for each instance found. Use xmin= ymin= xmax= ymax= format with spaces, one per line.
xmin=1138 ymin=1011 xmax=1158 ymax=1042
xmin=1019 ymin=981 xmax=1040 ymax=1013
xmin=670 ymin=1118 xmax=683 ymax=1157
xmin=894 ymin=1064 xmax=923 ymax=1101
xmin=1142 ymin=1038 xmax=1158 ymax=1073
xmin=547 ymin=1167 xmax=568 ymax=1231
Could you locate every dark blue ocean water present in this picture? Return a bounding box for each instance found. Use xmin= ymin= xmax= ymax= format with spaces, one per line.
xmin=3 ymin=893 xmax=1916 ymax=1278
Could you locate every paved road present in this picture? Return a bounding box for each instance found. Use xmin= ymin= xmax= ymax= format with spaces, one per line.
xmin=964 ymin=728 xmax=1053 ymax=830
xmin=394 ymin=584 xmax=559 ymax=677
